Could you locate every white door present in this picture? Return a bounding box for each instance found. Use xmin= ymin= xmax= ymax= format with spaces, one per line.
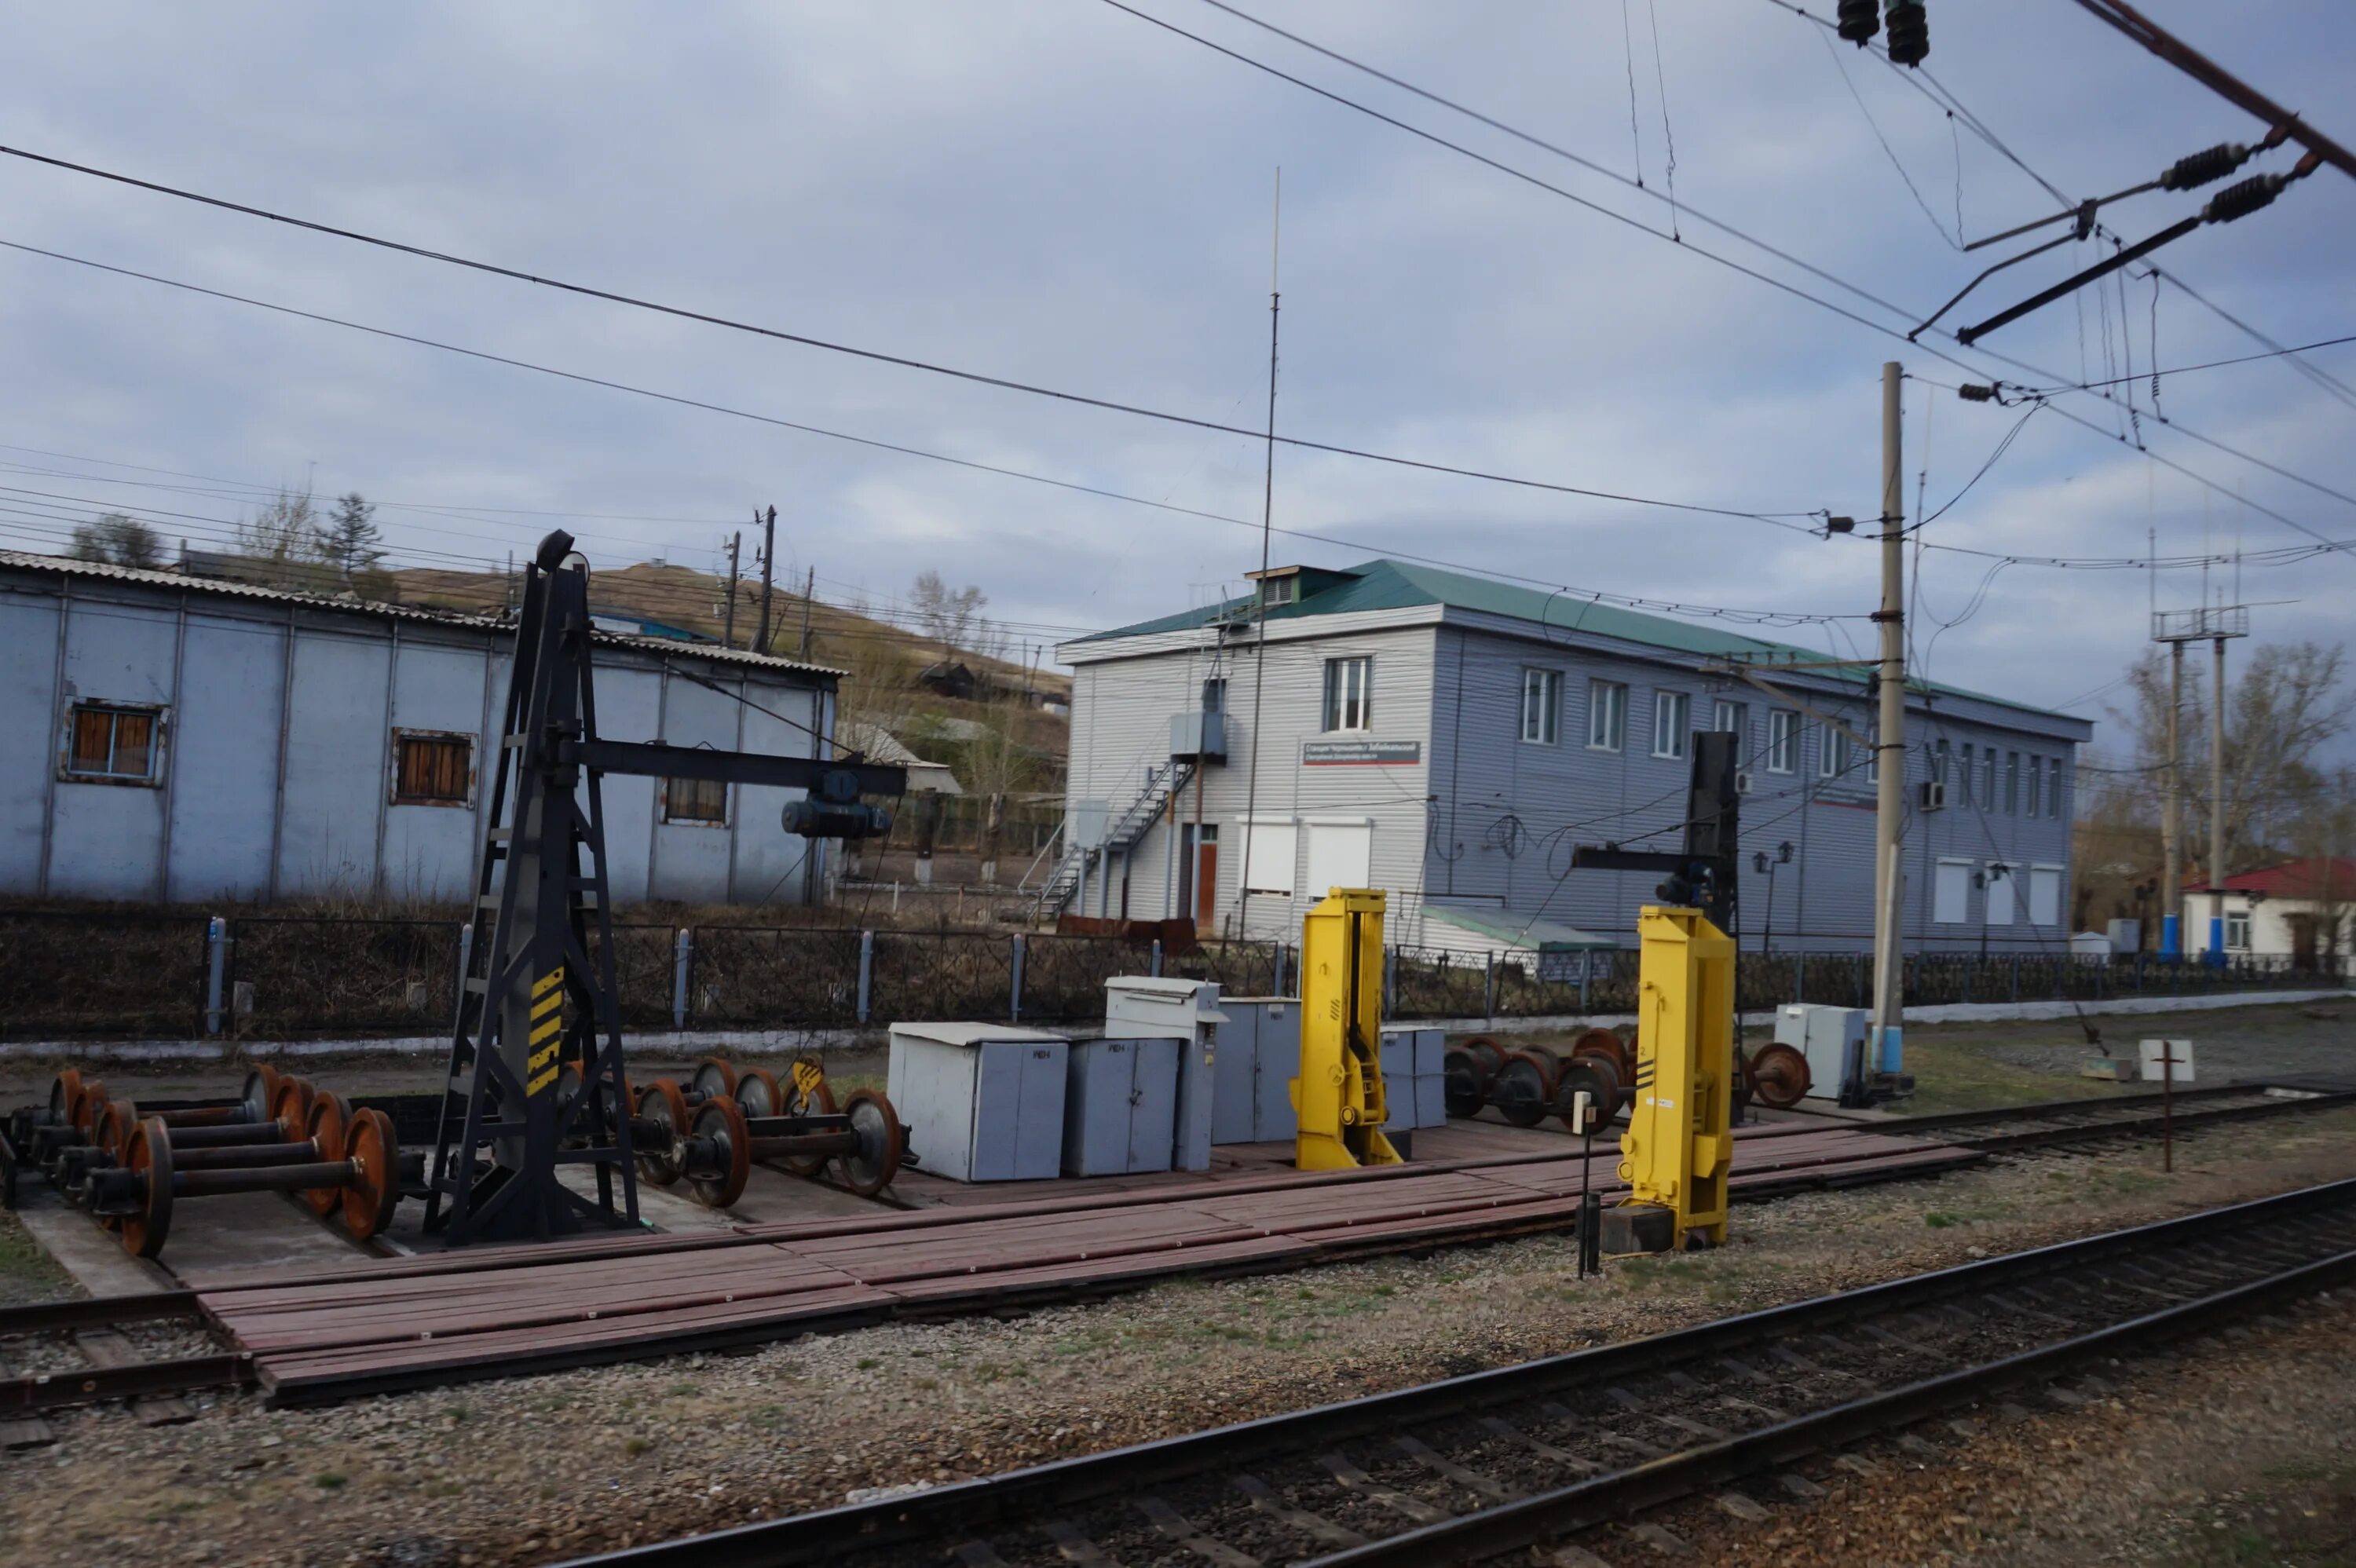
xmin=1933 ymin=859 xmax=1970 ymax=925
xmin=1304 ymin=821 xmax=1374 ymax=898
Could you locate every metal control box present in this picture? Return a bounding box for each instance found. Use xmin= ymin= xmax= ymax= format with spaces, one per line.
xmin=1772 ymin=1004 xmax=1869 ymax=1103
xmin=1380 ymin=1025 xmax=1448 ymax=1130
xmin=1103 ymin=977 xmax=1227 ymax=1171
xmin=1213 ymin=998 xmax=1301 ymax=1144
xmin=1063 ymin=1036 xmax=1182 ymax=1176
xmin=887 ymin=1022 xmax=1070 ymax=1182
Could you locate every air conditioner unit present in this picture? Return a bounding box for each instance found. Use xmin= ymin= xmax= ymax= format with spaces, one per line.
xmin=1918 ymin=780 xmax=1947 ymax=811
xmin=1733 ymin=770 xmax=1755 ymax=795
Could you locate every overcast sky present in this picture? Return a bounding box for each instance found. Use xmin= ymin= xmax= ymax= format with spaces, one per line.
xmin=4 ymin=1 xmax=2351 ymax=754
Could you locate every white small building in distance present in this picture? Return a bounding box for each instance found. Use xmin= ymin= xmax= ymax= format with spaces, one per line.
xmin=2182 ymin=857 xmax=2355 ymax=963
xmin=0 ymin=550 xmax=845 ymax=906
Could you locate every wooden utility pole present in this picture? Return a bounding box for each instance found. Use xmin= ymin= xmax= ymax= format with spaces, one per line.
xmin=797 ymin=565 xmax=815 ymax=657
xmin=754 ymin=505 xmax=777 ymax=654
xmin=1868 ymin=362 xmax=1907 ymax=1073
xmin=722 ymin=531 xmax=741 ymax=649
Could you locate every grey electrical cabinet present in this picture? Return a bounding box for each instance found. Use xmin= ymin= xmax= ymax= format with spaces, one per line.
xmin=1063 ymin=1036 xmax=1183 ymax=1176
xmin=1213 ymin=997 xmax=1301 ymax=1144
xmin=1381 ymin=1025 xmax=1448 ymax=1131
xmin=1103 ymin=977 xmax=1226 ymax=1171
xmin=887 ymin=1022 xmax=1070 ymax=1182
xmin=1772 ymin=1004 xmax=1868 ymax=1103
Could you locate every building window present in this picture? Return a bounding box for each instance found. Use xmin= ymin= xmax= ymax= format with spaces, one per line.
xmin=2027 ymin=753 xmax=2043 ymax=817
xmin=1520 ymin=667 xmax=1561 ymax=745
xmin=1711 ymin=698 xmax=1747 ymax=747
xmin=2048 ymin=756 xmax=2065 ymax=818
xmin=1260 ymin=576 xmax=1297 ymax=608
xmin=1587 ymin=678 xmax=1626 ymax=752
xmin=1766 ymin=709 xmax=1797 ymax=773
xmin=1322 ymin=656 xmax=1372 ymax=733
xmin=664 ymin=777 xmax=729 ymax=825
xmin=1820 ymin=727 xmax=1845 ymax=779
xmin=63 ymin=702 xmax=161 ymax=784
xmin=1958 ymin=744 xmax=1974 ymax=807
xmin=1980 ymin=749 xmax=1996 ymax=807
xmin=1933 ymin=737 xmax=1950 ymax=786
xmin=2225 ymin=910 xmax=2252 ymax=951
xmin=2004 ymin=751 xmax=2020 ymax=814
xmin=393 ymin=732 xmax=474 ymax=806
xmin=1652 ymin=691 xmax=1689 ymax=760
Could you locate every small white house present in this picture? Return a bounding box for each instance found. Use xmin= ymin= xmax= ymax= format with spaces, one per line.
xmin=2182 ymin=857 xmax=2355 ymax=963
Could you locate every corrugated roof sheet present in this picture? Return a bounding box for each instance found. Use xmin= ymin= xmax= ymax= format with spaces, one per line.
xmin=1072 ymin=556 xmax=2070 ymax=722
xmin=1423 ymin=904 xmax=1618 ymax=951
xmin=0 ymin=549 xmax=843 ymax=679
xmin=2183 ymin=856 xmax=2356 ymax=901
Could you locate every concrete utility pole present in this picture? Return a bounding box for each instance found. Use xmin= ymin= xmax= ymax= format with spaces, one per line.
xmin=754 ymin=504 xmax=777 ymax=654
xmin=722 ymin=531 xmax=741 ymax=649
xmin=2161 ymin=639 xmax=2184 ymax=954
xmin=2209 ymin=630 xmax=2229 ymax=957
xmin=1868 ymin=362 xmax=1908 ymax=1073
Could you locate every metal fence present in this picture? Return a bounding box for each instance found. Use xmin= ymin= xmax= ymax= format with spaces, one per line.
xmin=2 ymin=908 xmax=2344 ymax=1040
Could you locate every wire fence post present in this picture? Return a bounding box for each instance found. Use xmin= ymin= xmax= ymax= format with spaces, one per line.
xmin=449 ymin=920 xmax=474 ymax=1030
xmin=671 ymin=927 xmax=693 ymax=1030
xmin=1009 ymin=934 xmax=1026 ymax=1022
xmin=2010 ymin=953 xmax=2021 ymax=1003
xmin=1149 ymin=938 xmax=1162 ymax=979
xmin=857 ymin=929 xmax=875 ymax=1025
xmin=1383 ymin=946 xmax=1397 ymax=1015
xmin=1483 ymin=949 xmax=1497 ymax=1025
xmin=203 ymin=915 xmax=229 ymax=1036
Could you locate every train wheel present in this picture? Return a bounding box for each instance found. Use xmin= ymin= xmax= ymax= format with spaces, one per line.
xmin=304 ymin=1093 xmax=353 ymax=1215
xmin=691 ymin=1056 xmax=738 ymax=1102
xmin=269 ymin=1076 xmax=316 ymax=1140
xmin=838 ymin=1089 xmax=905 ymax=1198
xmin=1571 ymin=1026 xmax=1630 ymax=1084
xmin=733 ymin=1068 xmax=783 ymax=1120
xmin=1557 ymin=1054 xmax=1623 ymax=1134
xmin=49 ymin=1068 xmax=84 ymax=1128
xmin=119 ymin=1118 xmax=174 ymax=1260
xmin=635 ymin=1080 xmax=690 ymax=1187
xmin=240 ymin=1065 xmax=281 ymax=1126
xmin=779 ymin=1076 xmax=837 ymax=1179
xmin=1750 ymin=1043 xmax=1812 ymax=1110
xmin=340 ymin=1108 xmax=401 ymax=1242
xmin=1492 ymin=1051 xmax=1555 ymax=1128
xmin=687 ymin=1096 xmax=751 ymax=1211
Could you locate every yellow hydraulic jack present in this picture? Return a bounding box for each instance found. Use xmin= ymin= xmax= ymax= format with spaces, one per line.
xmin=1292 ymin=887 xmax=1403 ymax=1171
xmin=1604 ymin=905 xmax=1735 ymax=1253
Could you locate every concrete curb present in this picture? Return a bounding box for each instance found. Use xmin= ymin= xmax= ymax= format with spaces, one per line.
xmin=6 ymin=989 xmax=2345 ymax=1066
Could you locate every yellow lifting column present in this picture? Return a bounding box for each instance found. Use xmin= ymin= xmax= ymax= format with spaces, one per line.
xmin=1292 ymin=888 xmax=1403 ymax=1171
xmin=1608 ymin=905 xmax=1736 ymax=1252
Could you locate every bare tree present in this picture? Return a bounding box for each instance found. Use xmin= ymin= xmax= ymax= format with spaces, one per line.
xmin=69 ymin=513 xmax=163 ymax=568
xmin=909 ymin=570 xmax=986 ymax=656
xmin=236 ymin=486 xmax=334 ymax=589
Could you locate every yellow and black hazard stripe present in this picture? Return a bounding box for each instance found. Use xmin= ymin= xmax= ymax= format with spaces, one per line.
xmin=525 ymin=965 xmax=566 ymax=1095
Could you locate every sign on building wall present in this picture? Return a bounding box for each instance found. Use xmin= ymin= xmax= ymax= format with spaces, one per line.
xmin=1301 ymin=740 xmax=1421 ymax=766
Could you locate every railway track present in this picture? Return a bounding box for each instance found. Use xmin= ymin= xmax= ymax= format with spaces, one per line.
xmin=558 ymin=1177 xmax=2356 ymax=1568
xmin=0 ymin=1292 xmax=248 ymax=1446
xmin=1896 ymin=1081 xmax=2351 ymax=1153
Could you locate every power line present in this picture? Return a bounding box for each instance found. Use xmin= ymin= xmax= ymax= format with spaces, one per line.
xmin=0 ymin=237 xmax=1868 ymax=627
xmin=2014 ymin=329 xmax=2356 ymax=396
xmin=0 ymin=155 xmax=1818 ymax=528
xmin=1139 ymin=2 xmax=2356 ymax=550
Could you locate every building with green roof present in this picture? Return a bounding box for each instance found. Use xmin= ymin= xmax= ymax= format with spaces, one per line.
xmin=1048 ymin=559 xmax=2091 ymax=959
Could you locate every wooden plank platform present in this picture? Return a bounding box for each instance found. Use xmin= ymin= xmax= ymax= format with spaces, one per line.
xmin=192 ymin=1117 xmax=1981 ymax=1405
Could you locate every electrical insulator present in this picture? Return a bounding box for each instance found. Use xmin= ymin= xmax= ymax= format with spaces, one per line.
xmin=2203 ymin=173 xmax=2285 ymax=225
xmin=1957 ymin=383 xmax=1997 ymax=402
xmin=1884 ymin=1 xmax=1929 ymax=65
xmin=2161 ymin=142 xmax=2252 ymax=191
xmin=1837 ymin=0 xmax=1879 ymax=45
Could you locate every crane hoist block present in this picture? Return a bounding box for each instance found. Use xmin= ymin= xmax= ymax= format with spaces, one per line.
xmin=1608 ymin=905 xmax=1735 ymax=1252
xmin=1291 ymin=888 xmax=1403 ymax=1171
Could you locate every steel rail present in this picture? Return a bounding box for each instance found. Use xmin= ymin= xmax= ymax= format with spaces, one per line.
xmin=551 ymin=1177 xmax=2356 ymax=1568
xmin=1 ymin=1351 xmax=254 ymax=1415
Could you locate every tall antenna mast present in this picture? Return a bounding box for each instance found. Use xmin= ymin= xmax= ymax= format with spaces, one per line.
xmin=1235 ymin=167 xmax=1281 ymax=942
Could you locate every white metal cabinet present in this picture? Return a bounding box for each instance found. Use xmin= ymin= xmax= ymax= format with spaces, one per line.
xmin=1063 ymin=1036 xmax=1182 ymax=1175
xmin=887 ymin=1022 xmax=1070 ymax=1182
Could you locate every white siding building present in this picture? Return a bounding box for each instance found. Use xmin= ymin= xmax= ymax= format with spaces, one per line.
xmin=0 ymin=550 xmax=841 ymax=905
xmin=1055 ymin=560 xmax=2092 ymax=954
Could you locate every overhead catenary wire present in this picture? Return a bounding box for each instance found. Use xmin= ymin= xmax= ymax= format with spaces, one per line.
xmin=0 ymin=159 xmax=1819 ymax=529
xmin=0 ymin=239 xmax=1869 ymax=628
xmin=1120 ymin=2 xmax=2356 ymax=555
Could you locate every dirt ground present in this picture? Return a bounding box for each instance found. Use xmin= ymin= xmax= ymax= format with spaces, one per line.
xmin=3 ymin=1006 xmax=2353 ymax=1567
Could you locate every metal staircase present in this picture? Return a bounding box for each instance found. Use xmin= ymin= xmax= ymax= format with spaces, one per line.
xmin=1037 ymin=758 xmax=1195 ymax=919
